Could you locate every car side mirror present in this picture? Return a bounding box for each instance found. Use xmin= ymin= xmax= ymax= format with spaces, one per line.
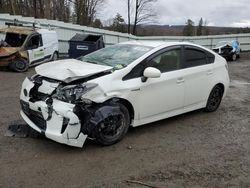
xmin=142 ymin=67 xmax=161 ymax=82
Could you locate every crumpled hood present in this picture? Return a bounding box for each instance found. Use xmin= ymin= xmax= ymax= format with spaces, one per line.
xmin=35 ymin=59 xmax=113 ymax=83
xmin=213 ymin=44 xmax=231 ymax=50
xmin=0 ymin=47 xmax=20 ymax=58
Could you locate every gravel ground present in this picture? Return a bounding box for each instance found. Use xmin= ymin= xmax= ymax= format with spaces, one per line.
xmin=0 ymin=57 xmax=249 ymax=188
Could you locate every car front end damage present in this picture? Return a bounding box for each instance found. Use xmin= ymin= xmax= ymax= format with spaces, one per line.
xmin=212 ymin=41 xmax=240 ymax=61
xmin=20 ymin=72 xmax=117 ymax=147
xmin=212 ymin=45 xmax=234 ymax=60
xmin=20 ymin=76 xmax=90 ymax=147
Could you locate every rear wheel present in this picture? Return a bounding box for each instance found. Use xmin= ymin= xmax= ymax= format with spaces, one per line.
xmin=10 ymin=58 xmax=29 ymax=72
xmin=205 ymin=85 xmax=223 ymax=112
xmin=232 ymin=53 xmax=237 ymax=61
xmin=51 ymin=52 xmax=58 ymax=61
xmin=93 ymin=103 xmax=130 ymax=146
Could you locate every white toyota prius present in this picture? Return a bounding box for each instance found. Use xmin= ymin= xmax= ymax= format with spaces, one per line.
xmin=20 ymin=41 xmax=230 ymax=147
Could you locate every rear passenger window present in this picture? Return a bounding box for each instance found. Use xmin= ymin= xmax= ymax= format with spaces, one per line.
xmin=147 ymin=48 xmax=181 ymax=73
xmin=183 ymin=48 xmax=207 ymax=68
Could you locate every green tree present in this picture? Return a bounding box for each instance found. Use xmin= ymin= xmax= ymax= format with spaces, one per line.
xmin=203 ymin=20 xmax=210 ymax=35
xmin=197 ymin=17 xmax=203 ymax=36
xmin=92 ymin=19 xmax=103 ymax=28
xmin=112 ymin=13 xmax=125 ymax=32
xmin=183 ymin=19 xmax=195 ymax=36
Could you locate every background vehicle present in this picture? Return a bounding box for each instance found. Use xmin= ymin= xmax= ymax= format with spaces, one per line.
xmin=0 ymin=22 xmax=59 ymax=72
xmin=68 ymin=33 xmax=105 ymax=58
xmin=20 ymin=41 xmax=230 ymax=148
xmin=212 ymin=40 xmax=241 ymax=61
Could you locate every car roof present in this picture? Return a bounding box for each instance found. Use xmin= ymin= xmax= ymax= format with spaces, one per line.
xmin=37 ymin=28 xmax=57 ymax=35
xmin=0 ymin=26 xmax=55 ymax=35
xmin=0 ymin=26 xmax=35 ymax=35
xmin=120 ymin=40 xmax=195 ymax=48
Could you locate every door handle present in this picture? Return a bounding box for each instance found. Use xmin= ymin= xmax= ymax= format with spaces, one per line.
xmin=39 ymin=49 xmax=43 ymax=51
xmin=177 ymin=77 xmax=185 ymax=84
xmin=207 ymin=70 xmax=213 ymax=75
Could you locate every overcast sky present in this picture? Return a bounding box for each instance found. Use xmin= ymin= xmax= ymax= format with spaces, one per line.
xmin=99 ymin=0 xmax=250 ymax=27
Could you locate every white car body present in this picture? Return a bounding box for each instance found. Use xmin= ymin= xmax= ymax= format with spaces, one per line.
xmin=20 ymin=41 xmax=230 ymax=147
xmin=28 ymin=29 xmax=59 ymax=65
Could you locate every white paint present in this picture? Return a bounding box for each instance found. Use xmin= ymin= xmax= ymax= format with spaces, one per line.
xmin=20 ymin=41 xmax=230 ymax=147
xmin=35 ymin=59 xmax=113 ymax=82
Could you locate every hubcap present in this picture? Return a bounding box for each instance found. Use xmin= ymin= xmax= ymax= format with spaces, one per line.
xmin=99 ymin=114 xmax=124 ymax=138
xmin=16 ymin=60 xmax=25 ymax=70
xmin=232 ymin=54 xmax=236 ymax=61
xmin=208 ymin=88 xmax=221 ymax=110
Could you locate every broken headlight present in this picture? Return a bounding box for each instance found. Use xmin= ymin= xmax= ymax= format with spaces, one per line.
xmin=53 ymin=83 xmax=98 ymax=103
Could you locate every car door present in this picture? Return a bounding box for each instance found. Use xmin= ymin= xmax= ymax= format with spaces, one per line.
xmin=138 ymin=47 xmax=185 ymax=119
xmin=26 ymin=34 xmax=45 ymax=65
xmin=181 ymin=46 xmax=214 ymax=108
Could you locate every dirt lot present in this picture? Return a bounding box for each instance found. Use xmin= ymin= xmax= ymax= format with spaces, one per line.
xmin=0 ymin=57 xmax=250 ymax=188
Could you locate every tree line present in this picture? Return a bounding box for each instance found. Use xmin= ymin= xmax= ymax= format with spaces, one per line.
xmin=0 ymin=0 xmax=157 ymax=35
xmin=0 ymin=0 xmax=105 ymax=26
xmin=183 ymin=18 xmax=210 ymax=36
xmin=0 ymin=1 xmax=249 ymax=36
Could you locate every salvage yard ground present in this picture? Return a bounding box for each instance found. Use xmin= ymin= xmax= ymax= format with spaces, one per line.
xmin=0 ymin=55 xmax=250 ymax=188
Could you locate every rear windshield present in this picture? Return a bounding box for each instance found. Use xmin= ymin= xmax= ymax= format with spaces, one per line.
xmin=79 ymin=44 xmax=153 ymax=69
xmin=5 ymin=32 xmax=27 ymax=47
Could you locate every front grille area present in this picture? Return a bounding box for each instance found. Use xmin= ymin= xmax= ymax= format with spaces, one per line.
xmin=20 ymin=100 xmax=47 ymax=131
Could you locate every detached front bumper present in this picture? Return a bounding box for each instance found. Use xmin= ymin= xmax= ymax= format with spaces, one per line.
xmin=20 ymin=78 xmax=88 ymax=147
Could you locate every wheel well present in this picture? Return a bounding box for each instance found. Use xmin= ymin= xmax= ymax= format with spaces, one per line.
xmin=51 ymin=51 xmax=59 ymax=60
xmin=107 ymin=98 xmax=134 ymax=123
xmin=215 ymin=83 xmax=225 ymax=95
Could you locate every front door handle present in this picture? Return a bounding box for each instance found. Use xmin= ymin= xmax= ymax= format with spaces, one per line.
xmin=177 ymin=77 xmax=185 ymax=84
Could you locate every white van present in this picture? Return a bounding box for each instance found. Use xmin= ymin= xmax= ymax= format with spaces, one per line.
xmin=0 ymin=25 xmax=59 ymax=72
xmin=28 ymin=29 xmax=59 ymax=65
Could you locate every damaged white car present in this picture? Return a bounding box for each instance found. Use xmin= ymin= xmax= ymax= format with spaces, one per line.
xmin=20 ymin=41 xmax=230 ymax=147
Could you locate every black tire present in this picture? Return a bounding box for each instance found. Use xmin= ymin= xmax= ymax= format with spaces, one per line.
xmin=10 ymin=58 xmax=29 ymax=72
xmin=51 ymin=52 xmax=58 ymax=61
xmin=205 ymin=85 xmax=223 ymax=112
xmin=93 ymin=103 xmax=130 ymax=146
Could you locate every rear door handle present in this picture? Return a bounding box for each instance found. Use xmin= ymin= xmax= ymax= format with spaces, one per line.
xmin=177 ymin=77 xmax=185 ymax=84
xmin=207 ymin=70 xmax=213 ymax=75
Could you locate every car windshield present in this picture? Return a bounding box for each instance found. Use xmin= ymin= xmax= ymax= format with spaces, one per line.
xmin=79 ymin=44 xmax=153 ymax=69
xmin=215 ymin=41 xmax=229 ymax=48
xmin=5 ymin=32 xmax=27 ymax=47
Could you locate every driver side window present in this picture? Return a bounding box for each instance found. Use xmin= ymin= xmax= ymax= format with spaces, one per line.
xmin=147 ymin=48 xmax=181 ymax=73
xmin=26 ymin=35 xmax=42 ymax=49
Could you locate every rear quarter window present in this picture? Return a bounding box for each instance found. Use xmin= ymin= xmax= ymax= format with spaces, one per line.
xmin=182 ymin=46 xmax=215 ymax=68
xmin=206 ymin=51 xmax=215 ymax=64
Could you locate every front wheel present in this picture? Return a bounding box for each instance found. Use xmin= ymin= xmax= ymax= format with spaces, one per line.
xmin=92 ymin=103 xmax=130 ymax=146
xmin=10 ymin=58 xmax=29 ymax=72
xmin=205 ymin=85 xmax=223 ymax=112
